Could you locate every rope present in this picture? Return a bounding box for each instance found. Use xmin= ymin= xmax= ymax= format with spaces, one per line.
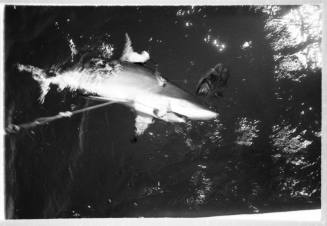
xmin=5 ymin=101 xmax=118 ymax=135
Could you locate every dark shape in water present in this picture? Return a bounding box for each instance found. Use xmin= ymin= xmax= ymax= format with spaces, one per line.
xmin=196 ymin=63 xmax=230 ymax=98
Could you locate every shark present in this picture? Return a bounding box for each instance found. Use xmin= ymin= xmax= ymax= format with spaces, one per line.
xmin=17 ymin=34 xmax=218 ymax=135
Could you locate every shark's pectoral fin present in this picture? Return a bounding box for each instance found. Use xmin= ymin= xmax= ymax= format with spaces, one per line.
xmin=134 ymin=113 xmax=154 ymax=136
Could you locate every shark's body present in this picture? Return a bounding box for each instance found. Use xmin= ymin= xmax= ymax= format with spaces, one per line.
xmin=17 ymin=34 xmax=218 ymax=135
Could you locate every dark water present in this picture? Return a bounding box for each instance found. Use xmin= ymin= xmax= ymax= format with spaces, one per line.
xmin=5 ymin=6 xmax=321 ymax=218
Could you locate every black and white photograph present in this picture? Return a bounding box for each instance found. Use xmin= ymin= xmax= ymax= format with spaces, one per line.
xmin=2 ymin=3 xmax=323 ymax=221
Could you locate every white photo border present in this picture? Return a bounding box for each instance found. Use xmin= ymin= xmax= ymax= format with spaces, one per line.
xmin=0 ymin=0 xmax=325 ymax=225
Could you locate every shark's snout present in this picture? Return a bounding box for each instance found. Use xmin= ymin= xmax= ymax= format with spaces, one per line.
xmin=170 ymin=99 xmax=218 ymax=121
xmin=193 ymin=108 xmax=218 ymax=120
xmin=185 ymin=106 xmax=218 ymax=120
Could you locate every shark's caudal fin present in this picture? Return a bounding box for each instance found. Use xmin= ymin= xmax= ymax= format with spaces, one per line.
xmin=120 ymin=33 xmax=150 ymax=63
xmin=17 ymin=64 xmax=50 ymax=103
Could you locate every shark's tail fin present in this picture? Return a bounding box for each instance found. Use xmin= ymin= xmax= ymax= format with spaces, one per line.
xmin=17 ymin=64 xmax=51 ymax=103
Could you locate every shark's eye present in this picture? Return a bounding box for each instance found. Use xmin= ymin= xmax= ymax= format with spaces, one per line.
xmin=153 ymin=109 xmax=159 ymax=116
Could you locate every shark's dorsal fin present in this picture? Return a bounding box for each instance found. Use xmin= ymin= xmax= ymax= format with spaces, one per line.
xmin=121 ymin=33 xmax=134 ymax=61
xmin=120 ymin=33 xmax=150 ymax=63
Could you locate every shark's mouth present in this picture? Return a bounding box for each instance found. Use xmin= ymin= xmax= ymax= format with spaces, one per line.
xmin=134 ymin=108 xmax=187 ymax=136
xmin=153 ymin=108 xmax=187 ymax=123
